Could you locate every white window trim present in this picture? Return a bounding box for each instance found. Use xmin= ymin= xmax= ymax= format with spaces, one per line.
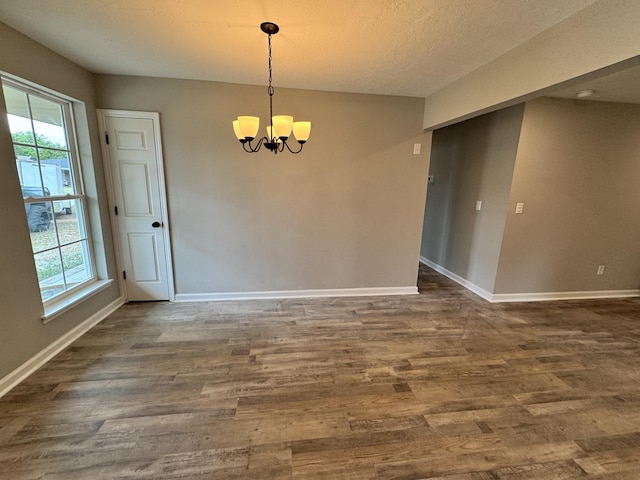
xmin=42 ymin=279 xmax=114 ymax=324
xmin=2 ymin=75 xmax=110 ymax=319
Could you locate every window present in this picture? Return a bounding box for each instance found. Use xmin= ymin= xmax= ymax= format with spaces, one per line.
xmin=2 ymin=79 xmax=96 ymax=303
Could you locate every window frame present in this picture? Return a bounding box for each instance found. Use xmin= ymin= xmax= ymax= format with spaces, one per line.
xmin=2 ymin=76 xmax=100 ymax=307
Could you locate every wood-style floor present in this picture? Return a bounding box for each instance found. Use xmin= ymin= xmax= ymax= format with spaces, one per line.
xmin=1 ymin=265 xmax=640 ymax=479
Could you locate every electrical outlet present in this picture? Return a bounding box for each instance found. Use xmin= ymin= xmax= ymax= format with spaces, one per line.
xmin=475 ymin=201 xmax=482 ymax=211
xmin=427 ymin=175 xmax=435 ymax=184
xmin=597 ymin=265 xmax=605 ymax=275
xmin=413 ymin=143 xmax=421 ymax=155
xmin=515 ymin=202 xmax=524 ymax=214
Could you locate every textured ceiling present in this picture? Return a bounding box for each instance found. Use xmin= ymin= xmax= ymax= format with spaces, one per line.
xmin=0 ymin=0 xmax=600 ymax=98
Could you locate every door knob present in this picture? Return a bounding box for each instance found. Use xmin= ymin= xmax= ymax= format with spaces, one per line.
xmin=152 ymin=221 xmax=162 ymax=228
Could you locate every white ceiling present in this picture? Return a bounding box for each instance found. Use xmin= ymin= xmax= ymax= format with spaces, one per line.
xmin=0 ymin=0 xmax=602 ymax=99
xmin=550 ymin=65 xmax=640 ymax=104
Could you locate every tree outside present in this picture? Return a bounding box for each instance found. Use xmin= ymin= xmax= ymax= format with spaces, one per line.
xmin=12 ymin=131 xmax=67 ymax=160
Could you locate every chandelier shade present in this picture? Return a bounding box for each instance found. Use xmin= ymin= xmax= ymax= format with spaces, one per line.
xmin=292 ymin=121 xmax=311 ymax=142
xmin=236 ymin=116 xmax=260 ymax=140
xmin=272 ymin=115 xmax=293 ymax=139
xmin=232 ymin=22 xmax=311 ymax=154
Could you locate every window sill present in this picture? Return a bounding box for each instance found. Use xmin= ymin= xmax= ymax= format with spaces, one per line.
xmin=42 ymin=279 xmax=114 ymax=324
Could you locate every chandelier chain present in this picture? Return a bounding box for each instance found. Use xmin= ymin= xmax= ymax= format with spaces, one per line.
xmin=267 ymin=33 xmax=274 ymax=139
xmin=267 ymin=34 xmax=274 ymax=97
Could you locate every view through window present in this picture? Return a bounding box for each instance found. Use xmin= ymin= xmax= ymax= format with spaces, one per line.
xmin=2 ymin=79 xmax=95 ymax=301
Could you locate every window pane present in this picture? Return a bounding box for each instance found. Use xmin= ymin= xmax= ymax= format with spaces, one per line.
xmin=29 ymin=201 xmax=57 ymax=252
xmin=34 ymin=249 xmax=64 ymax=300
xmin=15 ymin=145 xmax=37 ymax=162
xmin=2 ymin=85 xmax=35 ymax=145
xmin=9 ymin=124 xmax=36 ymax=146
xmin=30 ymin=94 xmax=68 ymax=150
xmin=24 ymin=199 xmax=53 ymax=234
xmin=38 ymin=150 xmax=75 ymax=195
xmin=41 ymin=154 xmax=74 ymax=195
xmin=61 ymin=241 xmax=91 ymax=288
xmin=17 ymin=156 xmax=48 ymax=196
xmin=54 ymin=199 xmax=87 ymax=245
xmin=22 ymin=185 xmax=50 ymax=200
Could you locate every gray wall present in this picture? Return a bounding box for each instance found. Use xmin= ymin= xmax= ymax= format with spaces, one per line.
xmin=495 ymin=97 xmax=640 ymax=294
xmin=420 ymin=105 xmax=524 ymax=292
xmin=0 ymin=23 xmax=120 ymax=379
xmin=0 ymin=21 xmax=430 ymax=382
xmin=96 ymin=76 xmax=431 ymax=293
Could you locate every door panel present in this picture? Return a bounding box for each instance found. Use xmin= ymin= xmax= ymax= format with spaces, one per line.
xmin=128 ymin=233 xmax=160 ymax=282
xmin=120 ymin=162 xmax=153 ymax=216
xmin=115 ymin=129 xmax=147 ymax=150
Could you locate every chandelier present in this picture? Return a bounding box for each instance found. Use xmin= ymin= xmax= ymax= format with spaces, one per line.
xmin=232 ymin=22 xmax=311 ymax=154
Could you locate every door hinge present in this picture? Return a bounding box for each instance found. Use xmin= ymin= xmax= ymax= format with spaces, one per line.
xmin=105 ymin=131 xmax=110 ymax=144
xmin=114 ymin=206 xmax=118 ymax=216
xmin=123 ymin=271 xmax=127 ymax=280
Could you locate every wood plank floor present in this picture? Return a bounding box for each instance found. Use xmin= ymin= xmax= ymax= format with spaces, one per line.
xmin=2 ymin=265 xmax=640 ymax=479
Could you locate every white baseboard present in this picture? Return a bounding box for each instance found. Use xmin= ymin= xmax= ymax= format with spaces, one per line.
xmin=175 ymin=286 xmax=418 ymax=302
xmin=419 ymin=257 xmax=640 ymax=303
xmin=491 ymin=290 xmax=640 ymax=303
xmin=0 ymin=296 xmax=125 ymax=399
xmin=419 ymin=257 xmax=493 ymax=301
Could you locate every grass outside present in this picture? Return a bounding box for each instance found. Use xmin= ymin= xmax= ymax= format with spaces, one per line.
xmin=30 ymin=211 xmax=86 ymax=281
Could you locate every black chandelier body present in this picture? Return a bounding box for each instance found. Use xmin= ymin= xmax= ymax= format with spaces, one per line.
xmin=232 ymin=22 xmax=311 ymax=154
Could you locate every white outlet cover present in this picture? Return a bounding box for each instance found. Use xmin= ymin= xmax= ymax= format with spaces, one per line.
xmin=413 ymin=143 xmax=421 ymax=155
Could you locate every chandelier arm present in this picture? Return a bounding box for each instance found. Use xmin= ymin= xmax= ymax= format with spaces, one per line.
xmin=255 ymin=137 xmax=269 ymax=152
xmin=243 ymin=137 xmax=268 ymax=153
xmin=282 ymin=139 xmax=304 ymax=154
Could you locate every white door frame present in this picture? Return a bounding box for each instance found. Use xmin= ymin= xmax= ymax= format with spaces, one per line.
xmin=97 ymin=109 xmax=175 ymax=302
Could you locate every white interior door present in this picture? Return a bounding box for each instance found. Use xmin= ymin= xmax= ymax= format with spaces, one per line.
xmin=98 ymin=110 xmax=173 ymax=301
